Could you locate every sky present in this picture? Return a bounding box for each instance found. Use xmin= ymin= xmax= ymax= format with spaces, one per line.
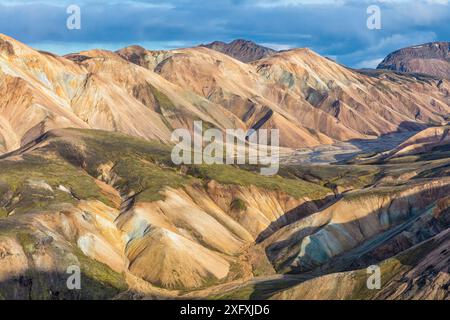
xmin=0 ymin=0 xmax=449 ymax=68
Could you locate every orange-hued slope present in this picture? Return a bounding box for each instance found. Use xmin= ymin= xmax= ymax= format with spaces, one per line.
xmin=1 ymin=33 xmax=450 ymax=154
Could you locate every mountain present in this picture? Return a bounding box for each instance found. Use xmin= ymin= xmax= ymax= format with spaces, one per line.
xmin=123 ymin=45 xmax=450 ymax=144
xmin=377 ymin=42 xmax=450 ymax=80
xmin=0 ymin=34 xmax=242 ymax=154
xmin=200 ymin=39 xmax=277 ymax=63
xmin=0 ymin=128 xmax=328 ymax=296
xmin=1 ymin=34 xmax=450 ymax=155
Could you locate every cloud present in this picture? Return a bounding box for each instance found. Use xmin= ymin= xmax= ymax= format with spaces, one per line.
xmin=254 ymin=0 xmax=346 ymax=8
xmin=354 ymin=58 xmax=384 ymax=69
xmin=260 ymin=43 xmax=296 ymax=51
xmin=0 ymin=0 xmax=448 ymax=68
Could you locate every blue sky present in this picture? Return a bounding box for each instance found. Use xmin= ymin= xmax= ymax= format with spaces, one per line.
xmin=0 ymin=0 xmax=449 ymax=68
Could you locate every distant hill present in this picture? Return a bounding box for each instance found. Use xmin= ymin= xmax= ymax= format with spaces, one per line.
xmin=200 ymin=39 xmax=277 ymax=63
xmin=377 ymin=42 xmax=450 ymax=79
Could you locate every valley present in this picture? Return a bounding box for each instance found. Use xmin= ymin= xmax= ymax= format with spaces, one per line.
xmin=281 ymin=131 xmax=419 ymax=165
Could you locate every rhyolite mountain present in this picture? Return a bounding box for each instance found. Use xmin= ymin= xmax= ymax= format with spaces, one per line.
xmin=377 ymin=42 xmax=450 ymax=80
xmin=2 ymin=34 xmax=449 ymax=155
xmin=200 ymin=39 xmax=277 ymax=63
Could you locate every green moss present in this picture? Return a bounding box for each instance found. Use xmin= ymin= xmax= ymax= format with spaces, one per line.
xmin=112 ymin=158 xmax=193 ymax=202
xmin=209 ymin=285 xmax=255 ymax=300
xmin=0 ymin=224 xmax=127 ymax=299
xmin=385 ymin=155 xmax=421 ymax=164
xmin=16 ymin=232 xmax=37 ymax=255
xmin=349 ymin=236 xmax=442 ymax=300
xmin=2 ymin=129 xmax=331 ymax=212
xmin=249 ymin=248 xmax=276 ymax=277
xmin=230 ymin=198 xmax=247 ymax=211
xmin=148 ymin=84 xmax=179 ymax=129
xmin=349 ymin=258 xmax=405 ymax=300
xmin=148 ymin=84 xmax=177 ymax=112
xmin=0 ymin=154 xmax=114 ymax=214
xmin=279 ymin=164 xmax=379 ymax=190
xmin=189 ymin=165 xmax=329 ymax=200
xmin=211 ymin=276 xmax=304 ymax=300
xmin=59 ymin=130 xmax=174 ymax=173
xmin=56 ymin=132 xmax=192 ymax=202
xmin=71 ymin=246 xmax=128 ymax=295
xmin=343 ymin=185 xmax=405 ymax=202
xmin=47 ymin=129 xmax=329 ymax=202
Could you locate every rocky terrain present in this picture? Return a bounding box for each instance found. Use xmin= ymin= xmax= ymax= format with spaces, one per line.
xmin=120 ymin=45 xmax=450 ymax=148
xmin=0 ymin=124 xmax=449 ymax=299
xmin=377 ymin=42 xmax=450 ymax=80
xmin=199 ymin=127 xmax=450 ymax=300
xmin=0 ymin=129 xmax=328 ymax=297
xmin=0 ymin=34 xmax=449 ymax=300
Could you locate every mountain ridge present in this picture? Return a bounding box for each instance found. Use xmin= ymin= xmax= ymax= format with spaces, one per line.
xmin=200 ymin=39 xmax=277 ymax=63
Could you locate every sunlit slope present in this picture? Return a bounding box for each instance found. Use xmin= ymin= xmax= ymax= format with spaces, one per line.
xmin=0 ymin=129 xmax=330 ymax=295
xmin=119 ymin=45 xmax=450 ymax=147
xmin=2 ymin=33 xmax=449 ymax=153
xmin=1 ymin=126 xmax=449 ymax=299
xmin=0 ymin=34 xmax=243 ymax=154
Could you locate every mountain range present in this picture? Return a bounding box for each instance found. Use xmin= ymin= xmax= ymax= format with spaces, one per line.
xmin=1 ymin=34 xmax=449 ymax=155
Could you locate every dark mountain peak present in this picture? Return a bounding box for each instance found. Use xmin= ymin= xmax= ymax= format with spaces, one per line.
xmin=377 ymin=41 xmax=450 ymax=79
xmin=230 ymin=39 xmax=256 ymax=45
xmin=118 ymin=44 xmax=147 ymax=53
xmin=201 ymin=39 xmax=277 ymax=63
xmin=116 ymin=45 xmax=149 ymax=67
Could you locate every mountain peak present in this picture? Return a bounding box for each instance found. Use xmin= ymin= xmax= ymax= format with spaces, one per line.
xmin=377 ymin=41 xmax=450 ymax=79
xmin=201 ymin=39 xmax=277 ymax=63
xmin=0 ymin=37 xmax=15 ymax=56
xmin=115 ymin=45 xmax=149 ymax=66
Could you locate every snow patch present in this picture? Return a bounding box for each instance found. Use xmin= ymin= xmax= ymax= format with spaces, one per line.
xmin=27 ymin=179 xmax=53 ymax=192
xmin=58 ymin=185 xmax=71 ymax=194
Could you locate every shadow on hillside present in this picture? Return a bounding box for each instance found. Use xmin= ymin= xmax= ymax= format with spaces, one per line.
xmin=250 ymin=182 xmax=450 ymax=299
xmin=333 ymin=127 xmax=421 ymax=163
xmin=291 ymin=124 xmax=422 ymax=165
xmin=0 ymin=271 xmax=124 ymax=300
xmin=256 ymin=194 xmax=340 ymax=243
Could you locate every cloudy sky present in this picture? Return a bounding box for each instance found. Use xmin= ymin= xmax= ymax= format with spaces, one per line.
xmin=0 ymin=0 xmax=449 ymax=68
